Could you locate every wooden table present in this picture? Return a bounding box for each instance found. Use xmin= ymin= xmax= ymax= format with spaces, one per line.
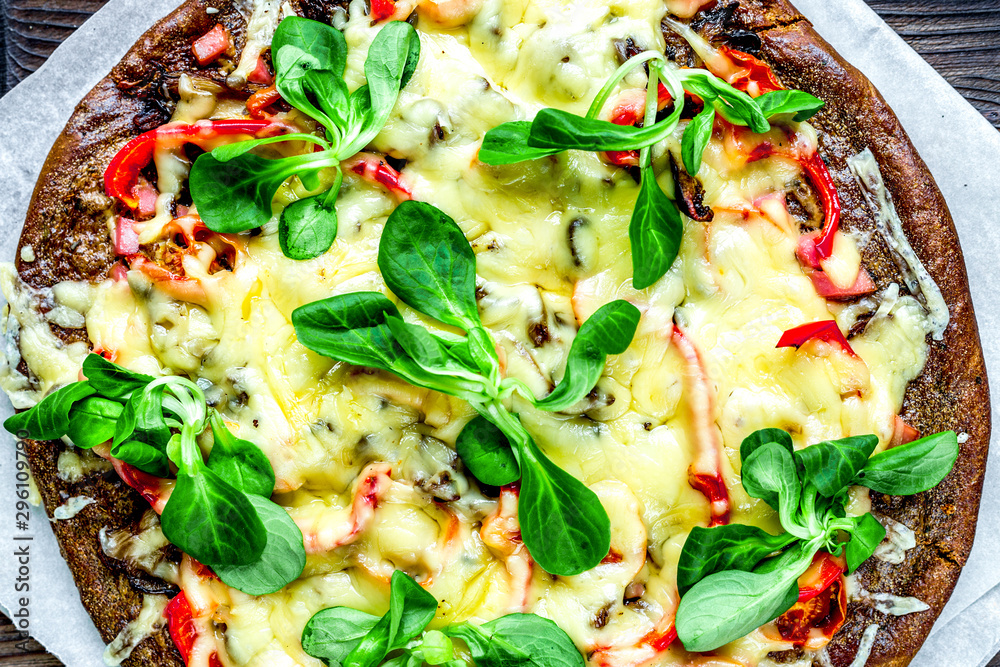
xmin=0 ymin=1 xmax=997 ymax=665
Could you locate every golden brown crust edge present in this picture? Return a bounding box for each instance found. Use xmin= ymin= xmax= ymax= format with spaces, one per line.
xmin=10 ymin=1 xmax=992 ymax=666
xmin=731 ymin=2 xmax=991 ymax=665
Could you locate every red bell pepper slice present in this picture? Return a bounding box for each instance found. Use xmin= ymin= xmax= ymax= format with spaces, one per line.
xmin=104 ymin=119 xmax=280 ymax=210
xmin=247 ymin=85 xmax=283 ymax=119
xmin=192 ymin=24 xmax=231 ymax=66
xmin=798 ymin=153 xmax=841 ymax=259
xmin=603 ymin=84 xmax=674 ymax=167
xmin=777 ymin=320 xmax=856 ymax=357
xmin=164 ymin=592 xmax=223 ymax=667
xmin=343 ymin=153 xmax=413 ymax=201
xmin=797 ymin=551 xmax=846 ymax=602
xmin=718 ymin=46 xmax=784 ymax=97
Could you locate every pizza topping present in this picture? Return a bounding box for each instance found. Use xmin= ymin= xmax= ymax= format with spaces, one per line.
xmin=848 ymin=148 xmax=950 ymax=340
xmin=717 ymin=46 xmax=784 ymax=98
xmin=103 ymin=593 xmax=169 ymax=666
xmin=674 ymin=427 xmax=958 ymax=652
xmin=4 ymin=354 xmax=307 ymax=596
xmin=672 ymin=324 xmax=730 ymax=526
xmin=246 ymin=84 xmax=282 ymax=118
xmin=301 ymin=570 xmax=583 ymax=667
xmin=481 ymin=49 xmax=824 ymax=289
xmin=188 ymin=18 xmax=419 ymax=260
xmin=103 ymin=119 xmax=283 ymax=211
xmin=192 ymin=24 xmax=231 ymax=67
xmin=164 ymin=591 xmax=223 ymax=667
xmin=292 ymin=200 xmax=638 ymax=575
xmin=776 ymin=320 xmax=856 ymax=357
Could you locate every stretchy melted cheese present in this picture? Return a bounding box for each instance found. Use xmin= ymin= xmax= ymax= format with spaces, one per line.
xmin=1 ymin=0 xmax=941 ymax=665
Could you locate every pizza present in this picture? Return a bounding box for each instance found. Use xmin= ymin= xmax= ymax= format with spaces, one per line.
xmin=0 ymin=0 xmax=989 ymax=666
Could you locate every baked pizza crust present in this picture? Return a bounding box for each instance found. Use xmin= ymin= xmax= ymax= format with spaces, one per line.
xmin=11 ymin=1 xmax=990 ymax=665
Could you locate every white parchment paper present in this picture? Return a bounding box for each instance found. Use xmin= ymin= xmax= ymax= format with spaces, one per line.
xmin=0 ymin=0 xmax=996 ymax=665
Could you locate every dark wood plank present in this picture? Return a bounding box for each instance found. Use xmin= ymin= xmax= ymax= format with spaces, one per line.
xmin=865 ymin=0 xmax=1000 ymax=127
xmin=0 ymin=614 xmax=61 ymax=666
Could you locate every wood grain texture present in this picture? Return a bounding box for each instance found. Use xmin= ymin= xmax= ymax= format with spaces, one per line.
xmin=0 ymin=0 xmax=997 ymax=666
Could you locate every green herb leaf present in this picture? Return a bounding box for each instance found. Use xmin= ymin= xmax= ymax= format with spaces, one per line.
xmin=384 ymin=316 xmax=482 ymax=381
xmin=302 ymin=607 xmax=381 ymax=667
xmin=681 ymin=71 xmax=768 ymax=133
xmin=114 ymin=386 xmax=171 ymax=451
xmin=528 ymin=109 xmax=678 ymax=153
xmin=4 ymin=382 xmax=94 ymax=440
xmin=418 ymin=630 xmax=453 ymax=665
xmin=456 ymin=415 xmax=519 ymax=486
xmin=518 ymin=436 xmax=611 ymax=576
xmin=675 ymin=542 xmax=816 ymax=652
xmin=340 ymin=21 xmax=420 ymax=157
xmin=293 ymin=292 xmax=405 ymax=371
xmin=794 ymin=434 xmax=878 ymax=498
xmin=478 ymin=121 xmax=562 ymax=165
xmin=855 ymin=431 xmax=959 ymax=496
xmin=279 ymin=191 xmax=339 ymax=260
xmin=630 ymin=165 xmax=683 ymax=290
xmin=755 ymin=89 xmax=825 ymax=121
xmin=272 ymin=16 xmax=348 ymax=82
xmin=739 ymin=428 xmax=794 ymax=464
xmin=272 ymin=16 xmax=349 ymax=137
xmin=378 ymin=201 xmax=480 ymax=331
xmin=446 ymin=614 xmax=584 ymax=667
xmin=386 ymin=570 xmax=438 ymax=650
xmin=65 ymin=397 xmax=123 ymax=449
xmin=213 ymin=494 xmax=305 ymax=595
xmin=741 ymin=442 xmax=802 ymax=534
xmin=533 ymin=300 xmax=640 ymax=412
xmin=680 ymin=105 xmax=715 ymax=176
xmin=109 ymin=440 xmax=170 ymax=477
xmin=207 ymin=412 xmax=275 ymax=498
xmin=677 ymin=524 xmax=796 ymax=595
xmin=190 ymin=152 xmax=300 ymax=234
xmin=81 ymin=355 xmax=153 ymax=398
xmin=844 ymin=512 xmax=886 ymax=574
xmin=160 ymin=464 xmax=266 ymax=567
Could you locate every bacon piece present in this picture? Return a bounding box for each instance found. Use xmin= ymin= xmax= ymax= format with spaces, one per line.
xmin=296 ymin=462 xmax=393 ymax=554
xmin=135 ymin=181 xmax=159 ymax=220
xmin=343 ymin=153 xmax=413 ymax=200
xmin=672 ymin=325 xmax=730 ymax=526
xmin=192 ymin=24 xmax=230 ymax=66
xmin=480 ymin=484 xmax=533 ymax=612
xmin=129 ymin=256 xmax=209 ymax=306
xmin=247 ymin=55 xmax=274 ymax=85
xmin=114 ymin=217 xmax=140 ymax=256
xmin=809 ymin=268 xmax=876 ymax=301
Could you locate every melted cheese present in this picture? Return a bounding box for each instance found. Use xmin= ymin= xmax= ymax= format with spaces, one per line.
xmin=0 ymin=1 xmax=946 ymax=665
xmin=102 ymin=594 xmax=169 ymax=666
